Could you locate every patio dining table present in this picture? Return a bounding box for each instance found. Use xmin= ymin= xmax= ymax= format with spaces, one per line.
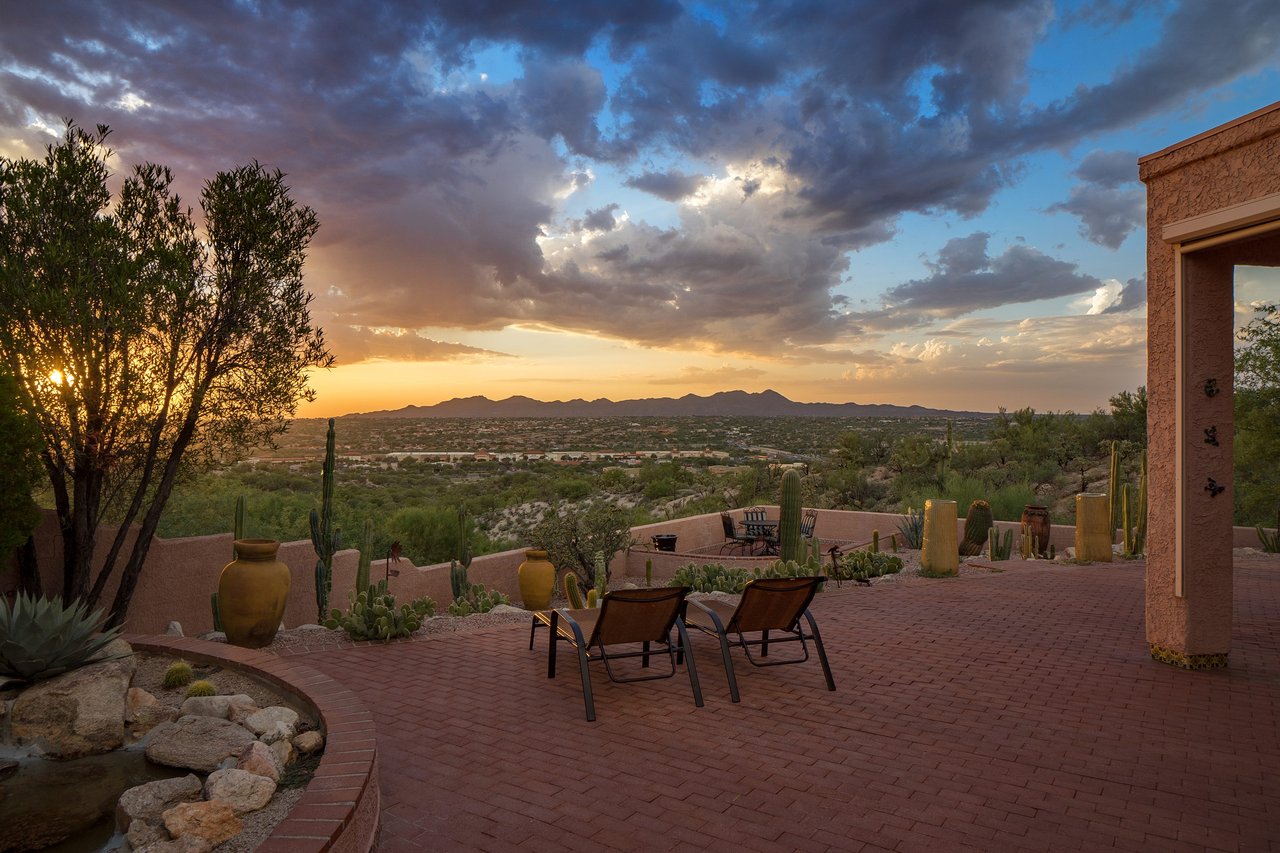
xmin=744 ymin=519 xmax=779 ymax=556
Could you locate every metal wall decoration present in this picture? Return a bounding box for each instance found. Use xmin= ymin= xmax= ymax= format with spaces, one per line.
xmin=1205 ymin=478 xmax=1226 ymax=497
xmin=1204 ymin=378 xmax=1220 ymax=397
xmin=1204 ymin=426 xmax=1220 ymax=446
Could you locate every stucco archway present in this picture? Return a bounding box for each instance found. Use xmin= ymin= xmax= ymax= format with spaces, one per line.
xmin=1140 ymin=102 xmax=1280 ymax=668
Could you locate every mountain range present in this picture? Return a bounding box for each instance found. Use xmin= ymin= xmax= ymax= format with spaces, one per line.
xmin=347 ymin=390 xmax=991 ymax=419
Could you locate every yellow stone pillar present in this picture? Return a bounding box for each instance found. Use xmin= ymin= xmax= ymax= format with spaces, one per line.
xmin=921 ymin=499 xmax=958 ymax=576
xmin=1075 ymin=493 xmax=1113 ymax=562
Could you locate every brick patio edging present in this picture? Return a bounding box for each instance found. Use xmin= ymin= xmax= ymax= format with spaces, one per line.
xmin=125 ymin=634 xmax=379 ymax=853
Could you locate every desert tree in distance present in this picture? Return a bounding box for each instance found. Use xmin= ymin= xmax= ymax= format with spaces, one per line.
xmin=0 ymin=121 xmax=333 ymax=625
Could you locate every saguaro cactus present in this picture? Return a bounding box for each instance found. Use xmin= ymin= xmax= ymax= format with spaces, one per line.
xmin=1106 ymin=441 xmax=1120 ymax=544
xmin=778 ymin=468 xmax=803 ymax=562
xmin=309 ymin=417 xmax=341 ymax=622
xmin=356 ymin=518 xmax=373 ymax=594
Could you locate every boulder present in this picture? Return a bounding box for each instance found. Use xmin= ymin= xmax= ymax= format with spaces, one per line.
xmin=145 ymin=715 xmax=256 ymax=772
xmin=236 ymin=741 xmax=282 ymax=782
xmin=116 ymin=774 xmax=202 ymax=834
xmin=9 ymin=651 xmax=137 ymax=758
xmin=164 ymin=621 xmax=184 ymax=636
xmin=127 ymin=687 xmax=158 ymax=716
xmin=162 ymin=800 xmax=242 ymax=846
xmin=227 ymin=700 xmax=261 ymax=727
xmin=179 ymin=693 xmax=254 ymax=720
xmin=293 ymin=730 xmax=325 ymax=754
xmin=128 ymin=818 xmax=171 ymax=850
xmin=243 ymin=706 xmax=299 ymax=738
xmin=270 ymin=738 xmax=296 ymax=768
xmin=204 ymin=768 xmax=277 ymax=814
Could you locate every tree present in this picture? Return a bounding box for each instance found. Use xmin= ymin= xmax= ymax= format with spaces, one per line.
xmin=1235 ymin=303 xmax=1280 ymax=524
xmin=531 ymin=502 xmax=632 ymax=587
xmin=1107 ymin=387 xmax=1147 ymax=447
xmin=0 ymin=122 xmax=332 ymax=624
xmin=0 ymin=371 xmax=44 ymax=593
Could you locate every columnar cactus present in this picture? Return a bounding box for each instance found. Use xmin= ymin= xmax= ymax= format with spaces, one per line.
xmin=870 ymin=530 xmax=880 ymax=554
xmin=1122 ymin=450 xmax=1148 ymax=557
xmin=778 ymin=468 xmax=803 ymax=562
xmin=1106 ymin=441 xmax=1120 ymax=543
xmin=356 ymin=518 xmax=373 ymax=594
xmin=959 ymin=500 xmax=993 ymax=556
xmin=564 ymin=572 xmax=584 ymax=609
xmin=309 ymin=418 xmax=341 ymax=622
xmin=593 ymin=551 xmax=608 ymax=602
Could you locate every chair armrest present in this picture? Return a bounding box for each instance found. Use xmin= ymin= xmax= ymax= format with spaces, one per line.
xmin=685 ymin=598 xmax=728 ymax=634
xmin=554 ymin=608 xmax=590 ymax=647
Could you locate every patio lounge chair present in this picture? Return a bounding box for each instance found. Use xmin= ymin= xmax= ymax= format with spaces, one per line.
xmin=546 ymin=586 xmax=703 ymax=721
xmin=684 ymin=576 xmax=835 ymax=702
xmin=720 ymin=512 xmax=756 ymax=555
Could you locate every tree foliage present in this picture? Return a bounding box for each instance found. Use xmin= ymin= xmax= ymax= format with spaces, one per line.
xmin=0 ymin=122 xmax=331 ymax=623
xmin=1235 ymin=303 xmax=1280 ymax=524
xmin=531 ymin=501 xmax=632 ymax=587
xmin=0 ymin=372 xmax=43 ymax=557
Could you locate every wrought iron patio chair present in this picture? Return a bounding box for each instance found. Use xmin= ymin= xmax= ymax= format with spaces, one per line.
xmin=720 ymin=512 xmax=756 ymax=555
xmin=684 ymin=576 xmax=835 ymax=702
xmin=799 ymin=509 xmax=818 ymax=540
xmin=546 ymin=586 xmax=703 ymax=721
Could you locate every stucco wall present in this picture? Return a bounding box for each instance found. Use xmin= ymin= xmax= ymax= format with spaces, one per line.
xmin=1139 ymin=101 xmax=1280 ymax=657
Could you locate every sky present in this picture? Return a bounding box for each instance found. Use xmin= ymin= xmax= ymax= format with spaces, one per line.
xmin=2 ymin=0 xmax=1279 ymax=417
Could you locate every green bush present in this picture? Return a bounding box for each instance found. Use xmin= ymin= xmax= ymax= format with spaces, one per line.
xmin=447 ymin=584 xmax=511 ymax=616
xmin=0 ymin=592 xmax=124 ymax=686
xmin=831 ymin=550 xmax=904 ymax=584
xmin=325 ymin=580 xmax=436 ymax=641
xmin=669 ymin=559 xmax=822 ymax=594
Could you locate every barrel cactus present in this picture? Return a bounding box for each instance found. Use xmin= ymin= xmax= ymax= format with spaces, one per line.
xmin=959 ymin=500 xmax=993 ymax=556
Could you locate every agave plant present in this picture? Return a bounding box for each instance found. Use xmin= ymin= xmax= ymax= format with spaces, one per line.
xmin=0 ymin=592 xmax=124 ymax=687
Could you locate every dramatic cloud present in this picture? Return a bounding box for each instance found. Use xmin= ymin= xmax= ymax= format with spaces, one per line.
xmin=624 ymin=170 xmax=707 ymax=201
xmin=878 ymin=233 xmax=1102 ymax=320
xmin=1103 ymin=275 xmax=1147 ymax=314
xmin=324 ymin=323 xmax=510 ymax=364
xmin=1049 ymin=149 xmax=1144 ymax=249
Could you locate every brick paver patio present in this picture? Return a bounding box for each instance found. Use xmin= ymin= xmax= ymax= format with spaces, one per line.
xmin=286 ymin=559 xmax=1280 ymax=852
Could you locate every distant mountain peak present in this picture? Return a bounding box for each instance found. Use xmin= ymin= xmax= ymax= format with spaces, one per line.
xmin=347 ymin=391 xmax=989 ymax=419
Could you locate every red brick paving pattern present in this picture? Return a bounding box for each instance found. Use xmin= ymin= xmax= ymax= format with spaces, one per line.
xmin=287 ymin=560 xmax=1280 ymax=852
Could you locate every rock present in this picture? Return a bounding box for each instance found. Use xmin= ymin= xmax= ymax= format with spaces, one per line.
xmin=293 ymin=730 xmax=325 ymax=754
xmin=270 ymin=738 xmax=296 ymax=768
xmin=489 ymin=604 xmax=525 ymax=615
xmin=9 ymin=652 xmax=137 ymax=758
xmin=128 ymin=818 xmax=171 ymax=849
xmin=164 ymin=621 xmax=184 ymax=636
xmin=259 ymin=722 xmax=294 ymax=744
xmin=162 ymin=800 xmax=242 ymax=846
xmin=204 ymin=768 xmax=277 ymax=814
xmin=127 ymin=687 xmax=158 ymax=717
xmin=295 ymin=623 xmax=327 ymax=631
xmin=199 ymin=631 xmax=227 ymax=642
xmin=179 ymin=693 xmax=254 ymax=719
xmin=116 ymin=774 xmax=202 ymax=834
xmin=237 ymin=741 xmax=282 ymax=782
xmin=145 ymin=715 xmax=256 ymax=772
xmin=227 ymin=701 xmax=261 ymax=727
xmin=244 ymin=706 xmax=299 ymax=738
xmin=131 ymin=704 xmax=179 ymax=735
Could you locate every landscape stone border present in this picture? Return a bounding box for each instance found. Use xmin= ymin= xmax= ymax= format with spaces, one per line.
xmin=125 ymin=634 xmax=379 ymax=853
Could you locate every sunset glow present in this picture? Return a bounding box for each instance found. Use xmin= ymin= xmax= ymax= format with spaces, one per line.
xmin=3 ymin=3 xmax=1279 ymax=417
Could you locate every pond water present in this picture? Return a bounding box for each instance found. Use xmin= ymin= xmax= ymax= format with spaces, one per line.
xmin=0 ymin=747 xmax=186 ymax=852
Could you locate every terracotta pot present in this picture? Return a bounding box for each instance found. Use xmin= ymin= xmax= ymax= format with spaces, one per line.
xmin=921 ymin=499 xmax=958 ymax=576
xmin=1074 ymin=494 xmax=1112 ymax=562
xmin=1021 ymin=505 xmax=1052 ymax=558
xmin=218 ymin=539 xmax=290 ymax=648
xmin=518 ymin=549 xmax=556 ymax=611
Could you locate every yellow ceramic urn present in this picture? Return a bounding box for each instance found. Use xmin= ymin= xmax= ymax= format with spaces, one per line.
xmin=219 ymin=538 xmax=291 ymax=648
xmin=518 ymin=549 xmax=556 ymax=611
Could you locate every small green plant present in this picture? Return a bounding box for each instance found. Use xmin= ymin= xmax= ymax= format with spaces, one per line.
xmin=163 ymin=660 xmax=195 ymax=688
xmin=185 ymin=679 xmax=216 ymax=698
xmin=897 ymin=507 xmax=925 ymax=549
xmin=1258 ymin=507 xmax=1279 ymax=553
xmin=670 ymin=563 xmax=754 ymax=594
xmin=447 ymin=584 xmax=511 ymax=616
xmin=564 ymin=572 xmax=585 ymax=608
xmin=0 ymin=592 xmax=124 ymax=686
xmin=325 ymin=580 xmax=436 ymax=641
xmin=831 ymin=550 xmax=903 ymax=585
xmin=989 ymin=526 xmax=1013 ymax=560
xmin=870 ymin=530 xmax=880 ymax=554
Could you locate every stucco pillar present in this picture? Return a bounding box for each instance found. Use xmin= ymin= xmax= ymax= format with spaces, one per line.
xmin=1145 ymin=247 xmax=1234 ymax=668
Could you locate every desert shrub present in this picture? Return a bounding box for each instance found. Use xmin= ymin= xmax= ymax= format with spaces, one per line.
xmin=0 ymin=592 xmax=123 ymax=686
xmin=325 ymin=580 xmax=436 ymax=641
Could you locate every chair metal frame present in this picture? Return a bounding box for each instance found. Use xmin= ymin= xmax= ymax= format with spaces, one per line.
xmin=685 ymin=576 xmax=835 ymax=703
xmin=546 ymin=586 xmax=703 ymax=721
xmin=719 ymin=512 xmax=756 ymax=555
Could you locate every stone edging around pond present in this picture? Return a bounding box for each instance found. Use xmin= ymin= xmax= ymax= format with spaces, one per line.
xmin=125 ymin=634 xmax=379 ymax=853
